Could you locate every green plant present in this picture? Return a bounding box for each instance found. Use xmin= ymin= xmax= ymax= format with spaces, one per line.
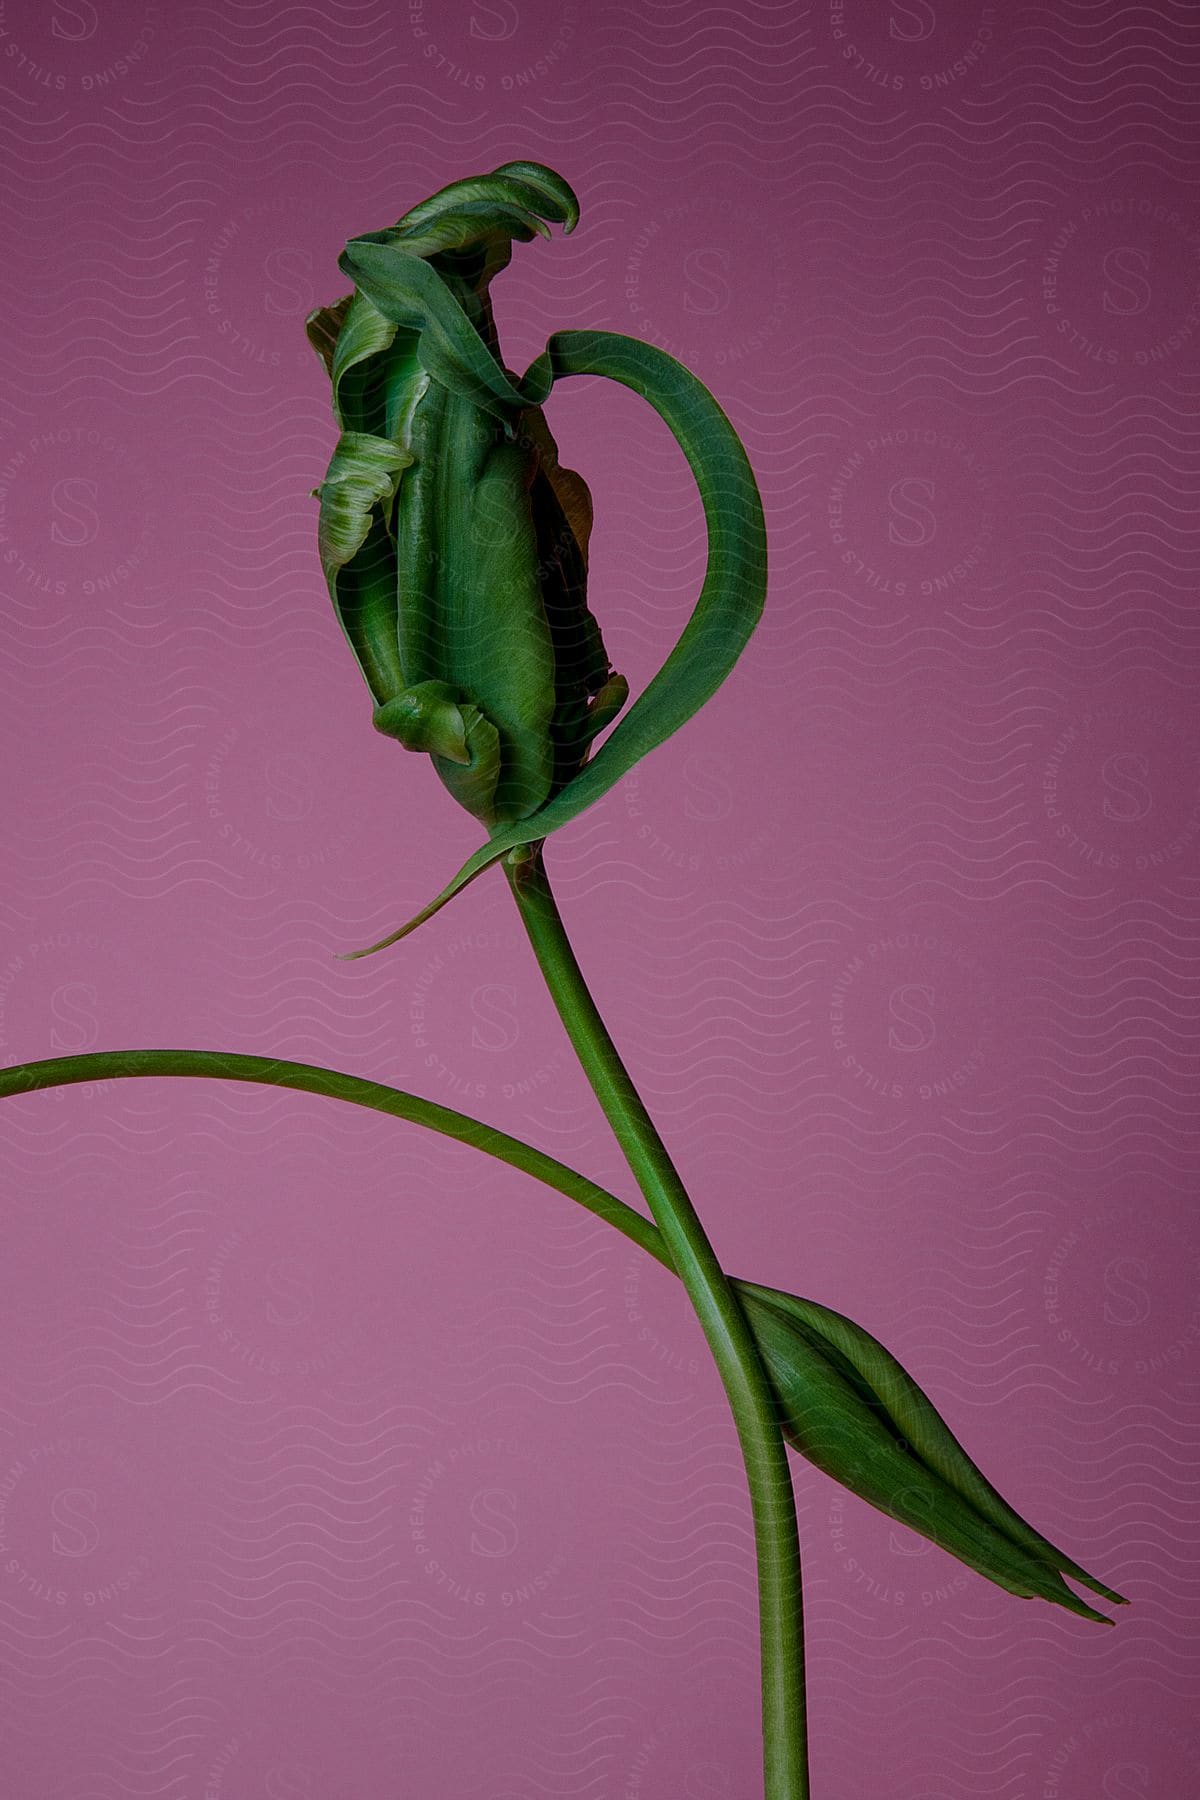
xmin=0 ymin=162 xmax=1125 ymax=1799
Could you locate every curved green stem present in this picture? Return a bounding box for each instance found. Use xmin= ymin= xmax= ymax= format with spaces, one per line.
xmin=1 ymin=1037 xmax=808 ymax=1792
xmin=0 ymin=1047 xmax=670 ymax=1267
xmin=503 ymin=845 xmax=809 ymax=1800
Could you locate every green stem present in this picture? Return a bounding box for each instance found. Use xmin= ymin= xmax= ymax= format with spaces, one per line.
xmin=0 ymin=1047 xmax=669 ymax=1267
xmin=1 ymin=1038 xmax=809 ymax=1791
xmin=503 ymin=844 xmax=809 ymax=1800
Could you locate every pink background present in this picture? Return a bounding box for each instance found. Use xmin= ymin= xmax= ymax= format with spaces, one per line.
xmin=2 ymin=1 xmax=1199 ymax=1794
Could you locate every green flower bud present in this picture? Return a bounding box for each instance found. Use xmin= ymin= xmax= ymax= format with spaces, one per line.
xmin=307 ymin=161 xmax=627 ymax=831
xmin=308 ymin=161 xmax=768 ymax=958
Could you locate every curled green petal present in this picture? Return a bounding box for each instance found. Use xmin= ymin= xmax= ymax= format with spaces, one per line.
xmin=374 ymin=685 xmax=504 ymax=826
xmin=312 ymin=431 xmax=413 ymax=704
xmin=332 ymin=166 xmax=579 ymax=421
xmin=374 ymin=682 xmax=471 ymax=763
xmin=337 ymin=240 xmax=552 ymax=418
xmin=489 ymin=161 xmax=579 ymax=232
xmin=314 ymin=432 xmax=412 ymax=586
xmin=333 ymin=295 xmax=399 ymax=421
xmin=580 ymin=671 xmax=630 ymax=752
xmin=430 ymin=703 xmax=504 ymax=824
xmin=306 ymin=294 xmax=353 ymax=380
xmin=364 ymin=161 xmax=578 ymax=265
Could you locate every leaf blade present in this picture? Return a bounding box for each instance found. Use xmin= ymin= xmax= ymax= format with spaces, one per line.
xmin=736 ymin=1282 xmax=1127 ymax=1621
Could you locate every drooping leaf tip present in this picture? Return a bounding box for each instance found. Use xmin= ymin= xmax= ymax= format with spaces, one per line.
xmin=491 ymin=159 xmax=579 ymax=234
xmin=334 ymin=844 xmax=503 ymax=960
xmin=335 ymin=913 xmax=429 ymax=960
xmin=336 ymin=937 xmax=400 ymax=962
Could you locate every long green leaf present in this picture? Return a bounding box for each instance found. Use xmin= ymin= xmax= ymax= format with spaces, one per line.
xmin=341 ymin=328 xmax=768 ymax=957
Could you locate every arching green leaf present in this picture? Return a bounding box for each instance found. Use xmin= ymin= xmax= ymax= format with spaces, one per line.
xmin=341 ymin=328 xmax=767 ymax=957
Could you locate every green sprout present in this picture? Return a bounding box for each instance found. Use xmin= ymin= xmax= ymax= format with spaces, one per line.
xmin=0 ymin=162 xmax=1125 ymax=1800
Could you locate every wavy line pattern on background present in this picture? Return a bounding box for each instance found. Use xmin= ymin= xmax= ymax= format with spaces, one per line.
xmin=2 ymin=0 xmax=1200 ymax=1795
